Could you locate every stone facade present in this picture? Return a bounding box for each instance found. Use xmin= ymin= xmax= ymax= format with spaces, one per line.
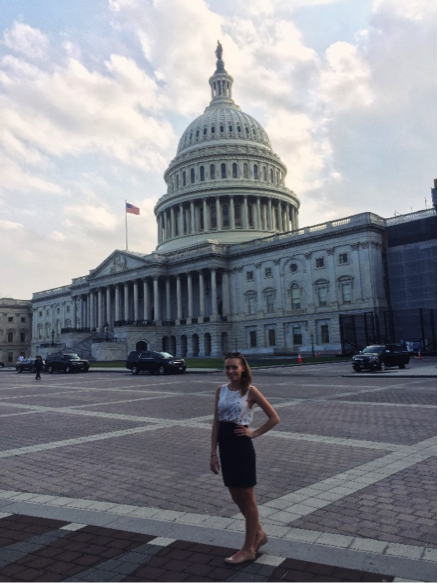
xmin=0 ymin=298 xmax=32 ymax=364
xmin=30 ymin=47 xmax=400 ymax=359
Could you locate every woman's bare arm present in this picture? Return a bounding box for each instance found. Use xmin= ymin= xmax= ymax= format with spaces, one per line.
xmin=235 ymin=386 xmax=280 ymax=439
xmin=210 ymin=386 xmax=221 ymax=474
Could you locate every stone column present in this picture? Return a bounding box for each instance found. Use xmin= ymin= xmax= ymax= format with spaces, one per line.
xmin=190 ymin=201 xmax=195 ymax=233
xmin=153 ymin=276 xmax=160 ymax=321
xmin=187 ymin=273 xmax=193 ymax=319
xmin=166 ymin=278 xmax=171 ymax=320
xmin=115 ymin=285 xmax=120 ymax=322
xmin=106 ymin=286 xmax=111 ymax=327
xmin=199 ymin=271 xmax=205 ymax=318
xmin=97 ymin=289 xmax=103 ymax=331
xmin=143 ymin=278 xmax=150 ymax=320
xmin=170 ymin=207 xmax=175 ymax=238
xmin=176 ymin=275 xmax=182 ymax=320
xmin=124 ymin=283 xmax=129 ymax=320
xmin=268 ymin=198 xmax=273 ymax=230
xmin=230 ymin=196 xmax=235 ymax=229
xmin=257 ymin=198 xmax=262 ymax=230
xmin=179 ymin=204 xmax=184 ymax=235
xmin=243 ymin=196 xmax=249 ymax=229
xmin=211 ymin=268 xmax=217 ymax=317
xmin=223 ymin=270 xmax=230 ymax=316
xmin=86 ymin=295 xmax=90 ymax=328
xmin=133 ymin=280 xmax=139 ymax=321
xmin=89 ymin=292 xmax=95 ymax=330
xmin=216 ymin=198 xmax=221 ymax=230
xmin=203 ymin=199 xmax=208 ymax=231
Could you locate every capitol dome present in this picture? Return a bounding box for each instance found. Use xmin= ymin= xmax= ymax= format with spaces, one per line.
xmin=155 ymin=42 xmax=300 ymax=252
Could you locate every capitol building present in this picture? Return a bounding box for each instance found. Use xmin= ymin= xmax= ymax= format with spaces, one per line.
xmin=30 ymin=45 xmax=431 ymax=361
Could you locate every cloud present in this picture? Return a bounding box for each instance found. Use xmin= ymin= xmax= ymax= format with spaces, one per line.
xmin=2 ymin=22 xmax=49 ymax=60
xmin=63 ymin=205 xmax=119 ymax=232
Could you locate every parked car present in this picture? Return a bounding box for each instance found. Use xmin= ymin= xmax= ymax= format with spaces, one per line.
xmin=16 ymin=358 xmax=46 ymax=373
xmin=126 ymin=351 xmax=186 ymax=375
xmin=352 ymin=344 xmax=410 ymax=372
xmin=0 ymin=362 xmax=4 ymax=368
xmin=45 ymin=353 xmax=90 ymax=373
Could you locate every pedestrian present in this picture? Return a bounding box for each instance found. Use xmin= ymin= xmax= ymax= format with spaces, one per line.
xmin=35 ymin=355 xmax=43 ymax=381
xmin=210 ymin=352 xmax=280 ymax=565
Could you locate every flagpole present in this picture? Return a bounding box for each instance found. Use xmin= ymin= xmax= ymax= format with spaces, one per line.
xmin=125 ymin=199 xmax=128 ymax=251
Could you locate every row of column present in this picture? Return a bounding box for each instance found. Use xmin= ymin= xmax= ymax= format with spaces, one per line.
xmin=157 ymin=196 xmax=298 ymax=243
xmin=74 ymin=269 xmax=230 ymax=331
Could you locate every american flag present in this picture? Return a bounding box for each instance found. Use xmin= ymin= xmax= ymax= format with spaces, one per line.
xmin=126 ymin=202 xmax=140 ymax=215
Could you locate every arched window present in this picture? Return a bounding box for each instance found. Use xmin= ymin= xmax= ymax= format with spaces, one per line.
xmin=270 ymin=168 xmax=274 ymax=183
xmin=176 ymin=174 xmax=179 ymax=188
xmin=221 ymin=163 xmax=227 ymax=179
xmin=190 ymin=168 xmax=195 ymax=184
xmin=243 ymin=163 xmax=249 ymax=179
xmin=210 ymin=164 xmax=215 ymax=179
xmin=211 ymin=126 xmax=215 ymax=134
xmin=291 ymin=284 xmax=301 ymax=309
xmin=203 ymin=127 xmax=207 ymax=136
xmin=263 ymin=166 xmax=267 ymax=181
xmin=182 ymin=171 xmax=186 ymax=186
xmin=200 ymin=166 xmax=205 ymax=181
xmin=237 ymin=125 xmax=241 ymax=133
xmin=229 ymin=125 xmax=233 ymax=132
xmin=220 ymin=125 xmax=224 ymax=133
xmin=196 ymin=130 xmax=199 ymax=138
xmin=253 ymin=165 xmax=259 ymax=180
xmin=232 ymin=163 xmax=238 ymax=178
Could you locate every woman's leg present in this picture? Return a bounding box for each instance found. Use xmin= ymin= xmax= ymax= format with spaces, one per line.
xmin=227 ymin=487 xmax=266 ymax=562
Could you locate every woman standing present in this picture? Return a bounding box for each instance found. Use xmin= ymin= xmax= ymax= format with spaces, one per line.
xmin=210 ymin=352 xmax=280 ymax=564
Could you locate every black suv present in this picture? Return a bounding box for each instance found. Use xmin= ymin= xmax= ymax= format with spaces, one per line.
xmin=16 ymin=358 xmax=45 ymax=373
xmin=46 ymin=353 xmax=90 ymax=373
xmin=352 ymin=344 xmax=410 ymax=372
xmin=126 ymin=351 xmax=186 ymax=375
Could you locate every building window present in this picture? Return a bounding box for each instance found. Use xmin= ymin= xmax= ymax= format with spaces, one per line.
xmin=182 ymin=171 xmax=186 ymax=186
xmin=46 ymin=310 xmax=50 ymax=316
xmin=20 ymin=332 xmax=25 ymax=342
xmin=66 ymin=306 xmax=70 ymax=313
xmin=248 ymin=204 xmax=254 ymax=228
xmin=265 ymin=291 xmax=275 ymax=313
xmin=232 ymin=163 xmax=238 ymax=178
xmin=268 ymin=328 xmax=276 ymax=346
xmin=270 ymin=168 xmax=274 ymax=183
xmin=265 ymin=267 xmax=272 ymax=278
xmin=39 ymin=311 xmax=42 ymax=317
xmin=221 ymin=163 xmax=227 ymax=178
xmin=235 ymin=203 xmax=242 ymax=227
xmin=190 ymin=168 xmax=195 ymax=184
xmin=293 ymin=326 xmax=302 ymax=346
xmin=253 ymin=165 xmax=259 ymax=180
xmin=291 ymin=284 xmax=301 ymax=309
xmin=246 ymin=271 xmax=254 ymax=281
xmin=247 ymin=294 xmax=256 ymax=316
xmin=317 ymin=285 xmax=328 ymax=307
xmin=316 ymin=257 xmax=325 ymax=268
xmin=200 ymin=166 xmax=205 ymax=181
xmin=8 ymin=317 xmax=13 ymax=322
xmin=290 ymin=263 xmax=297 ymax=273
xmin=210 ymin=164 xmax=215 ymax=179
xmin=243 ymin=163 xmax=249 ymax=178
xmin=8 ymin=332 xmax=13 ymax=342
xmin=320 ymin=324 xmax=330 ymax=343
xmin=210 ymin=205 xmax=217 ymax=229
xmin=21 ymin=317 xmax=25 ymax=323
xmin=339 ymin=253 xmax=348 ymax=265
xmin=250 ymin=330 xmax=257 ymax=347
xmin=263 ymin=166 xmax=267 ymax=181
xmin=8 ymin=352 xmax=13 ymax=363
xmin=222 ymin=204 xmax=229 ymax=228
xmin=176 ymin=174 xmax=179 ymax=188
xmin=341 ymin=282 xmax=352 ymax=304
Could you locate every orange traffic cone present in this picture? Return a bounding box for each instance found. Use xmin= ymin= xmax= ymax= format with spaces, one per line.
xmin=418 ymin=351 xmax=421 ymax=360
xmin=298 ymin=353 xmax=302 ymax=363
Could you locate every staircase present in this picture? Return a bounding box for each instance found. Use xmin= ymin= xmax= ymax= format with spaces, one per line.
xmin=67 ymin=332 xmax=111 ymax=361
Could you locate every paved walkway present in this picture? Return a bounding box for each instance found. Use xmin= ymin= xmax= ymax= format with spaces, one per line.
xmin=0 ymin=362 xmax=435 ymax=581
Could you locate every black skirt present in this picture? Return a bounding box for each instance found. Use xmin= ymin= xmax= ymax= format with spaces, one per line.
xmin=218 ymin=421 xmax=256 ymax=488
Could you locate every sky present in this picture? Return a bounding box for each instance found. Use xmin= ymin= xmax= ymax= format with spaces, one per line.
xmin=0 ymin=0 xmax=436 ymax=300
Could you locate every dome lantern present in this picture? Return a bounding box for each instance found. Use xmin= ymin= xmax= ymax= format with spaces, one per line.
xmin=208 ymin=41 xmax=235 ymax=107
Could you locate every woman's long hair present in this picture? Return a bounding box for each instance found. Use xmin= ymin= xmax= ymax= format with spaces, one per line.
xmin=224 ymin=352 xmax=253 ymax=396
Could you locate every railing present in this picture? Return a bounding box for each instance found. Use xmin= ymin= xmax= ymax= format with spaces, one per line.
xmin=61 ymin=327 xmax=91 ymax=334
xmin=114 ymin=320 xmax=155 ymax=327
xmin=38 ymin=342 xmax=66 ymax=349
xmin=386 ymin=208 xmax=436 ymax=225
xmin=92 ymin=337 xmax=124 ymax=344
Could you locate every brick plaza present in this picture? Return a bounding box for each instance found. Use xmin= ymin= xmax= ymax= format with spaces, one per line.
xmin=0 ymin=361 xmax=436 ymax=582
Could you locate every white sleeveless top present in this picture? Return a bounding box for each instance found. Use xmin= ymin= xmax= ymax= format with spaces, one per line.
xmin=218 ymin=384 xmax=254 ymax=425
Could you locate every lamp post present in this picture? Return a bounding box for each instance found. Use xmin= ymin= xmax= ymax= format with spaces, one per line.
xmin=51 ymin=329 xmax=55 ymax=347
xmin=310 ymin=332 xmax=315 ymax=358
xmin=104 ymin=322 xmax=109 ymax=341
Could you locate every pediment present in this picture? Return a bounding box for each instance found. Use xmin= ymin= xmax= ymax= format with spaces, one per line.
xmin=89 ymin=251 xmax=152 ymax=280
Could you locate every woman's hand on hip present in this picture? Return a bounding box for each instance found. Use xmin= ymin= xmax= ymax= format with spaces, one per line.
xmin=234 ymin=425 xmax=255 ymax=438
xmin=210 ymin=455 xmax=220 ymax=474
